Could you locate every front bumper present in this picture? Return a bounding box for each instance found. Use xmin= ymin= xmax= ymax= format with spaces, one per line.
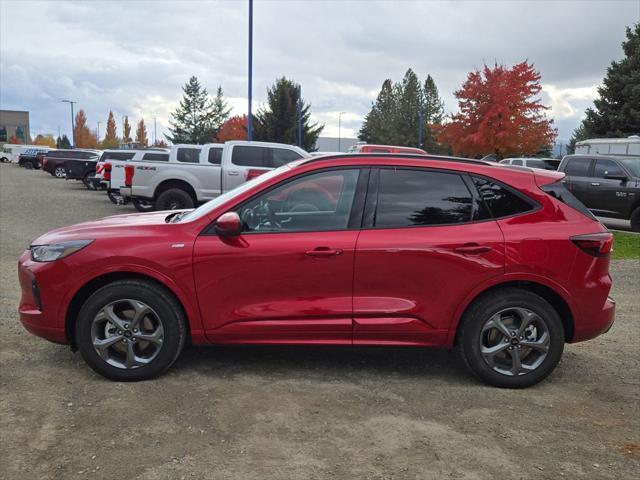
xmin=18 ymin=251 xmax=68 ymax=344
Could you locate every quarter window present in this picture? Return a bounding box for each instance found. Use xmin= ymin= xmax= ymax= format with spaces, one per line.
xmin=177 ymin=148 xmax=201 ymax=163
xmin=563 ymin=158 xmax=590 ymax=176
xmin=374 ymin=169 xmax=473 ymax=228
xmin=237 ymin=169 xmax=360 ymax=233
xmin=472 ymin=177 xmax=535 ymax=219
xmin=593 ymin=159 xmax=625 ymax=178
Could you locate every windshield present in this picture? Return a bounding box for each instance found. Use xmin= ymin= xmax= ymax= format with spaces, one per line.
xmin=618 ymin=157 xmax=640 ymax=177
xmin=177 ymin=162 xmax=301 ymax=223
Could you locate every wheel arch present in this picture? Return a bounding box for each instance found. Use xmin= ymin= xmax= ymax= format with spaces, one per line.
xmin=154 ymin=178 xmax=197 ymax=203
xmin=450 ymin=279 xmax=575 ymax=345
xmin=65 ymin=271 xmax=193 ymax=350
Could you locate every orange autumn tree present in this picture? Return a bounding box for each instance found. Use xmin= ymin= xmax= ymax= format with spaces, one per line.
xmin=135 ymin=119 xmax=148 ymax=147
xmin=74 ymin=110 xmax=97 ymax=148
xmin=438 ymin=61 xmax=556 ymax=158
xmin=216 ymin=115 xmax=248 ymax=142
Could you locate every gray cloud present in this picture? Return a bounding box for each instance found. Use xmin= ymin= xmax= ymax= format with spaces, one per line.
xmin=1 ymin=0 xmax=637 ymax=142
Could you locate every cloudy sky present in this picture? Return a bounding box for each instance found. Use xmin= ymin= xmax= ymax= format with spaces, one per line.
xmin=1 ymin=0 xmax=638 ymax=145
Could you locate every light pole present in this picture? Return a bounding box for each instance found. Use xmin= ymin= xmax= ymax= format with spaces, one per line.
xmin=61 ymin=100 xmax=76 ymax=148
xmin=97 ymin=122 xmax=101 ymax=143
xmin=338 ymin=112 xmax=346 ymax=152
xmin=153 ymin=117 xmax=157 ymax=146
xmin=247 ymin=0 xmax=254 ymax=141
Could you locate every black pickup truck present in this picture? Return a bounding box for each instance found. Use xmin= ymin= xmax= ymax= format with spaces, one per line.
xmin=43 ymin=149 xmax=100 ymax=179
xmin=64 ymin=157 xmax=99 ymax=189
xmin=558 ymin=154 xmax=640 ymax=232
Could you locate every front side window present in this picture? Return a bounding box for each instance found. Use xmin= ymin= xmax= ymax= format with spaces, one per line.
xmin=237 ymin=169 xmax=360 ymax=233
xmin=564 ymin=158 xmax=590 ymax=176
xmin=271 ymin=148 xmax=303 ymax=167
xmin=594 ymin=159 xmax=625 ymax=178
xmin=177 ymin=148 xmax=201 ymax=163
xmin=374 ymin=169 xmax=473 ymax=228
xmin=472 ymin=176 xmax=535 ymax=219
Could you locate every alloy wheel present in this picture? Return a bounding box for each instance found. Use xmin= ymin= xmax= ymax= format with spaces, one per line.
xmin=90 ymin=299 xmax=164 ymax=369
xmin=54 ymin=167 xmax=66 ymax=178
xmin=479 ymin=307 xmax=550 ymax=376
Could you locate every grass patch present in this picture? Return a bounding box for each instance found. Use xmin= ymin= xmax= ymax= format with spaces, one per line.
xmin=612 ymin=231 xmax=640 ymax=259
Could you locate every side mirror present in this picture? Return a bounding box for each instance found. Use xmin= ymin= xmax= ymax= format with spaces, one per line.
xmin=215 ymin=212 xmax=242 ymax=237
xmin=604 ymin=173 xmax=628 ymax=181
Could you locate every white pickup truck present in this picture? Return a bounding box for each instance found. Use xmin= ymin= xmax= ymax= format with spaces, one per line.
xmin=118 ymin=141 xmax=309 ymax=210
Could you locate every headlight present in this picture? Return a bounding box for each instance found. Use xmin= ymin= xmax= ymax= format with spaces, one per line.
xmin=30 ymin=240 xmax=94 ymax=262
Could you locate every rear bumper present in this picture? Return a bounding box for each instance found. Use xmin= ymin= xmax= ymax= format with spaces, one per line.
xmin=571 ymin=296 xmax=616 ymax=343
xmin=119 ymin=186 xmax=132 ymax=198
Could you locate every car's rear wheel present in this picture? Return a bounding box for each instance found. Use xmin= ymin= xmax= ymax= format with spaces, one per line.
xmin=155 ymin=188 xmax=194 ymax=211
xmin=458 ymin=288 xmax=564 ymax=388
xmin=83 ymin=171 xmax=97 ymax=190
xmin=76 ymin=280 xmax=186 ymax=381
xmin=630 ymin=207 xmax=640 ymax=233
xmin=54 ymin=166 xmax=66 ymax=178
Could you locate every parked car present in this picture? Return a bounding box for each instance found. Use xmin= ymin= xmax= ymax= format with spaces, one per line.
xmin=18 ymin=147 xmax=51 ymax=169
xmin=18 ymin=153 xmax=615 ymax=387
xmin=119 ymin=141 xmax=309 ymax=211
xmin=42 ymin=149 xmax=101 ymax=178
xmin=65 ymin=154 xmax=105 ymax=188
xmin=499 ymin=157 xmax=560 ymax=170
xmin=558 ymin=154 xmax=640 ymax=232
xmin=348 ymin=142 xmax=427 ymax=154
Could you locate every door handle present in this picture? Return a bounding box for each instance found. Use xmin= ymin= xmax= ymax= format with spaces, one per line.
xmin=454 ymin=244 xmax=492 ymax=255
xmin=228 ymin=171 xmax=240 ymax=176
xmin=305 ymin=247 xmax=343 ymax=257
xmin=591 ymin=182 xmax=601 ymax=186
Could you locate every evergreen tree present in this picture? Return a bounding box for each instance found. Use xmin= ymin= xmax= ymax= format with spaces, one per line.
xmin=567 ymin=124 xmax=588 ymax=154
xmin=579 ymin=23 xmax=640 ymax=137
xmin=253 ymin=77 xmax=323 ymax=151
xmin=123 ymin=116 xmax=132 ymax=143
xmin=166 ymin=76 xmax=226 ymax=144
xmin=103 ymin=111 xmax=119 ymax=148
xmin=422 ymin=75 xmax=447 ymax=153
xmin=396 ymin=68 xmax=423 ymax=147
xmin=57 ymin=134 xmax=71 ymax=149
xmin=359 ymin=79 xmax=397 ymax=144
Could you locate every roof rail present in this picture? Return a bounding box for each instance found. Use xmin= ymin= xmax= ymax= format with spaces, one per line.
xmin=299 ymin=152 xmax=495 ymax=166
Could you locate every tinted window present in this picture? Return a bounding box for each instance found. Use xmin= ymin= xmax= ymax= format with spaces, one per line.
xmin=541 ymin=182 xmax=596 ymax=220
xmin=208 ymin=148 xmax=222 ymax=165
xmin=473 ymin=176 xmax=535 ymax=219
xmin=271 ymin=148 xmax=302 ymax=167
xmin=375 ymin=169 xmax=473 ymax=228
xmin=563 ymin=158 xmax=590 ymax=176
xmin=102 ymin=152 xmax=135 ymax=161
xmin=237 ymin=169 xmax=360 ymax=232
xmin=594 ymin=159 xmax=625 ymax=178
xmin=527 ymin=159 xmax=559 ymax=170
xmin=177 ymin=147 xmax=201 ymax=163
xmin=499 ymin=159 xmax=511 ymax=164
xmin=142 ymin=153 xmax=169 ymax=162
xmin=511 ymin=159 xmax=523 ymax=166
xmin=231 ymin=146 xmax=265 ymax=167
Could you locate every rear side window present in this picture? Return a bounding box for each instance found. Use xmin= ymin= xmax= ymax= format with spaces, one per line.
xmin=177 ymin=148 xmax=201 ymax=163
xmin=208 ymin=148 xmax=222 ymax=165
xmin=232 ymin=146 xmax=266 ymax=167
xmin=142 ymin=153 xmax=169 ymax=162
xmin=472 ymin=177 xmax=535 ymax=219
xmin=541 ymin=181 xmax=596 ymax=220
xmin=375 ymin=169 xmax=473 ymax=228
xmin=563 ymin=158 xmax=590 ymax=176
xmin=594 ymin=159 xmax=625 ymax=178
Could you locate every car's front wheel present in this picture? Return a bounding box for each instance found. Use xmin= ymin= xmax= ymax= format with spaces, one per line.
xmin=630 ymin=206 xmax=640 ymax=233
xmin=458 ymin=288 xmax=565 ymax=388
xmin=54 ymin=166 xmax=66 ymax=178
xmin=76 ymin=280 xmax=186 ymax=381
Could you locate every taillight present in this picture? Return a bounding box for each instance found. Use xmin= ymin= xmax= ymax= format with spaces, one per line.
xmin=103 ymin=162 xmax=112 ymax=181
xmin=571 ymin=233 xmax=613 ymax=257
xmin=96 ymin=163 xmax=104 ymax=174
xmin=124 ymin=164 xmax=135 ymax=187
xmin=246 ymin=169 xmax=266 ymax=180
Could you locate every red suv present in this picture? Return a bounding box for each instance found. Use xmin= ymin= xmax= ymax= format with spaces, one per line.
xmin=18 ymin=154 xmax=615 ymax=387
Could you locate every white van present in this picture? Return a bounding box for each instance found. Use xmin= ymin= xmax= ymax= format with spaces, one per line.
xmin=1 ymin=144 xmax=50 ymax=163
xmin=575 ymin=136 xmax=640 ymax=156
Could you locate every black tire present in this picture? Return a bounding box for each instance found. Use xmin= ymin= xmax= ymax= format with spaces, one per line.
xmin=458 ymin=288 xmax=565 ymax=388
xmin=132 ymin=199 xmax=154 ymax=212
xmin=630 ymin=207 xmax=640 ymax=233
xmin=155 ymin=188 xmax=194 ymax=211
xmin=83 ymin=171 xmax=97 ymax=190
xmin=107 ymin=190 xmax=128 ymax=205
xmin=24 ymin=162 xmax=33 ymax=170
xmin=75 ymin=280 xmax=186 ymax=381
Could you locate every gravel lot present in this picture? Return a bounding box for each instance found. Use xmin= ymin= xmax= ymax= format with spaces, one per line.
xmin=1 ymin=163 xmax=639 ymax=480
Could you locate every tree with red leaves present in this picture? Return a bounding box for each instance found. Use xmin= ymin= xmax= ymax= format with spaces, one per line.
xmin=438 ymin=61 xmax=556 ymax=158
xmin=216 ymin=115 xmax=248 ymax=142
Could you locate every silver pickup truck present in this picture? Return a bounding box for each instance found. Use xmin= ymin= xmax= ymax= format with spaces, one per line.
xmin=118 ymin=141 xmax=309 ymax=210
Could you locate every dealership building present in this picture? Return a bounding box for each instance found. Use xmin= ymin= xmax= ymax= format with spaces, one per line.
xmin=0 ymin=110 xmax=30 ymax=145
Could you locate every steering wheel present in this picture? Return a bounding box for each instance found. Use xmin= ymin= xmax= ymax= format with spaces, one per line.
xmin=259 ymin=201 xmax=282 ymax=230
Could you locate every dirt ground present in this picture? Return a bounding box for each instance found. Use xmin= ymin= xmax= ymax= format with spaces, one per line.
xmin=1 ymin=163 xmax=638 ymax=480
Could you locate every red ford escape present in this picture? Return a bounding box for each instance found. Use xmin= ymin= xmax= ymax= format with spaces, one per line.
xmin=18 ymin=154 xmax=615 ymax=387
